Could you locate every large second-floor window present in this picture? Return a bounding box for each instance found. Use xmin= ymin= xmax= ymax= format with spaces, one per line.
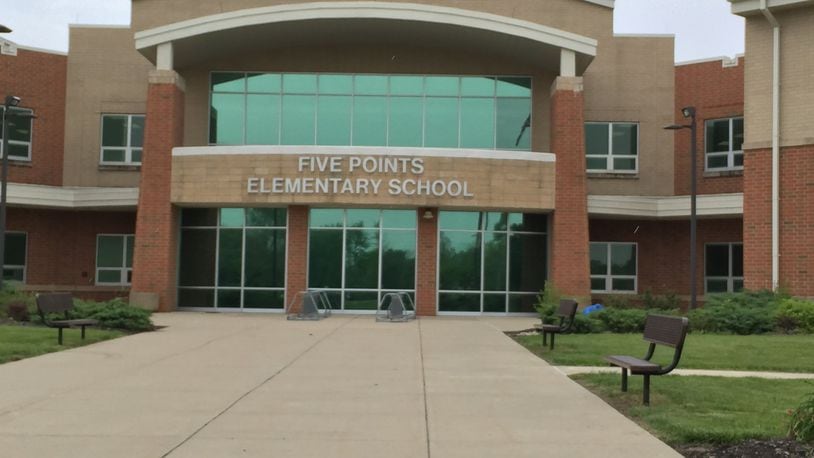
xmin=0 ymin=107 xmax=34 ymax=161
xmin=101 ymin=114 xmax=144 ymax=165
xmin=705 ymin=117 xmax=743 ymax=171
xmin=585 ymin=122 xmax=638 ymax=172
xmin=209 ymin=72 xmax=532 ymax=150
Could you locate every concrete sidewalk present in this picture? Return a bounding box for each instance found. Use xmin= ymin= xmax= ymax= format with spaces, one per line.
xmin=0 ymin=313 xmax=678 ymax=457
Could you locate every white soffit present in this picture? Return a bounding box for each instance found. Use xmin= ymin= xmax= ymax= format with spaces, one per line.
xmin=4 ymin=183 xmax=138 ymax=209
xmin=589 ymin=194 xmax=744 ymax=218
xmin=730 ymin=0 xmax=814 ymax=14
xmin=173 ymin=145 xmax=557 ymax=163
xmin=584 ymin=0 xmax=615 ymax=8
xmin=134 ymin=2 xmax=598 ymax=57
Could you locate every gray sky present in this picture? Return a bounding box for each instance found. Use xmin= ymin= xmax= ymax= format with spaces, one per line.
xmin=1 ymin=0 xmax=744 ymax=62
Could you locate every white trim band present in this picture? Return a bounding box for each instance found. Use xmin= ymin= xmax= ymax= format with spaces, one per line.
xmin=173 ymin=145 xmax=556 ymax=163
xmin=589 ymin=193 xmax=744 ymax=218
xmin=1 ymin=183 xmax=139 ymax=209
xmin=134 ymin=2 xmax=598 ymax=56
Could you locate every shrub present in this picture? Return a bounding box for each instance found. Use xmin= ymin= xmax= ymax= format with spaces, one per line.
xmin=689 ymin=290 xmax=780 ymax=335
xmin=601 ymin=295 xmax=636 ymax=309
xmin=0 ymin=283 xmax=34 ymax=319
xmin=570 ymin=313 xmax=607 ymax=334
xmin=776 ymin=298 xmax=814 ymax=334
xmin=69 ymin=298 xmax=154 ymax=332
xmin=641 ymin=290 xmax=681 ymax=311
xmin=789 ymin=392 xmax=814 ymax=443
xmin=535 ymin=282 xmax=561 ymax=325
xmin=593 ymin=308 xmax=649 ymax=333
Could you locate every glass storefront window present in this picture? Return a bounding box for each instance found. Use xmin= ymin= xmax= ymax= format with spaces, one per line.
xmin=308 ymin=209 xmax=416 ymax=311
xmin=178 ymin=208 xmax=287 ymax=309
xmin=438 ymin=211 xmax=548 ymax=313
xmin=209 ymin=72 xmax=532 ymax=150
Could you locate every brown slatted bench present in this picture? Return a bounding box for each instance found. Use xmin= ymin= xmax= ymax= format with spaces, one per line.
xmin=534 ymin=299 xmax=578 ymax=350
xmin=36 ymin=293 xmax=98 ymax=345
xmin=604 ymin=314 xmax=689 ymax=405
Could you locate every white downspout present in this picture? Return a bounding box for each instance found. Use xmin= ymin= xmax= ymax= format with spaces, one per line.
xmin=760 ymin=0 xmax=780 ymax=290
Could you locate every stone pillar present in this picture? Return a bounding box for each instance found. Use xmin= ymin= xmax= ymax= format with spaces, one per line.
xmin=285 ymin=205 xmax=309 ymax=313
xmin=129 ymin=71 xmax=185 ymax=312
xmin=549 ymin=77 xmax=591 ymax=302
xmin=416 ymin=208 xmax=438 ymax=316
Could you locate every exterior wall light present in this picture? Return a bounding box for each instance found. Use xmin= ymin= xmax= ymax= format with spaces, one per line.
xmin=423 ymin=210 xmax=434 ymax=220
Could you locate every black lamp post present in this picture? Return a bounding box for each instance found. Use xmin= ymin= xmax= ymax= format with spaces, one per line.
xmin=665 ymin=106 xmax=698 ymax=310
xmin=0 ymin=95 xmax=23 ymax=289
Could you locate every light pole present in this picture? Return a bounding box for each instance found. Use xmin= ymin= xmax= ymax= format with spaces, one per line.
xmin=665 ymin=106 xmax=698 ymax=309
xmin=0 ymin=95 xmax=23 ymax=289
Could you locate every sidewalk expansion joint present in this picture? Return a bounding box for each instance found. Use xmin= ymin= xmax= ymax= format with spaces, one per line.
xmin=418 ymin=318 xmax=431 ymax=458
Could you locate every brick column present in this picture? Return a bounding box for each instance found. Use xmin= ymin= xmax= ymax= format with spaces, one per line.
xmin=285 ymin=205 xmax=309 ymax=313
xmin=129 ymin=71 xmax=185 ymax=312
xmin=416 ymin=208 xmax=438 ymax=316
xmin=549 ymin=77 xmax=591 ymax=302
xmin=743 ymin=148 xmax=772 ymax=291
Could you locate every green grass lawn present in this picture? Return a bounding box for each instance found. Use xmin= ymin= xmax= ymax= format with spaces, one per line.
xmin=0 ymin=325 xmax=124 ymax=364
xmin=514 ymin=333 xmax=814 ymax=372
xmin=574 ymin=373 xmax=814 ymax=444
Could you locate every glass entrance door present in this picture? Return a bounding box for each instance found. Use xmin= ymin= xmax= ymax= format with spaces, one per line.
xmin=308 ymin=209 xmax=417 ymax=311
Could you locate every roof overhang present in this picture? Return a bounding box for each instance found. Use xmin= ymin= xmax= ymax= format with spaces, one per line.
xmin=5 ymin=183 xmax=138 ymax=210
xmin=729 ymin=0 xmax=814 ymax=15
xmin=134 ymin=2 xmax=597 ymax=73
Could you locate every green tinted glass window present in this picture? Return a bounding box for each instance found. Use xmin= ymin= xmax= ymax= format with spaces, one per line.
xmin=346 ymin=209 xmax=380 ymax=228
xmin=509 ymin=233 xmax=546 ymax=292
xmin=389 ymin=97 xmax=423 ymax=147
xmin=352 ymin=96 xmax=387 ymax=146
xmin=496 ymin=77 xmax=532 ymax=97
xmin=439 ymin=211 xmax=482 ymax=231
xmin=246 ymin=94 xmax=280 ymax=144
xmin=4 ymin=233 xmax=26 ymax=266
xmin=589 ymin=243 xmax=607 ymax=275
xmin=309 ymin=230 xmax=343 ymax=288
xmin=355 ymin=75 xmax=388 ymax=95
xmin=218 ymin=229 xmax=242 ymax=287
xmin=310 ymin=209 xmax=344 ymax=228
xmin=461 ymin=77 xmax=495 ymax=96
xmin=211 ymin=73 xmax=245 ymax=92
xmin=381 ymin=231 xmax=416 ymax=290
xmin=497 ymin=98 xmax=531 ymax=150
xmin=344 ymin=229 xmax=379 ymax=289
xmin=610 ymin=244 xmax=636 ymax=276
xmin=220 ymin=208 xmax=244 ymax=227
xmin=247 ymin=73 xmax=281 ymax=93
xmin=390 ymin=76 xmax=423 ymax=95
xmin=210 ymin=93 xmax=245 ymax=144
xmin=179 ymin=229 xmax=216 ymax=286
xmin=317 ymin=95 xmax=352 ymax=146
xmin=281 ymin=95 xmax=315 ymax=145
xmin=244 ymin=229 xmax=286 ymax=288
xmin=102 ymin=115 xmax=127 ymax=147
xmin=382 ymin=210 xmax=416 ymax=229
xmin=424 ymin=97 xmax=458 ymax=148
xmin=612 ymin=124 xmax=637 ymax=155
xmin=585 ymin=123 xmax=609 ymax=155
xmin=460 ymin=98 xmax=495 ymax=148
xmin=97 ymin=236 xmax=124 ymax=268
xmin=283 ymin=74 xmax=317 ymax=94
xmin=246 ymin=208 xmax=286 ymax=227
xmin=483 ymin=232 xmax=507 ymax=291
xmin=130 ymin=116 xmax=144 ymax=148
xmin=319 ymin=75 xmax=353 ymax=94
xmin=439 ymin=232 xmax=481 ymax=290
xmin=438 ymin=293 xmax=480 ymax=312
xmin=425 ymin=76 xmax=459 ymax=96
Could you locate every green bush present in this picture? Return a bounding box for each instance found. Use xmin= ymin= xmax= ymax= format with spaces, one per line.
xmin=689 ymin=290 xmax=781 ymax=335
xmin=776 ymin=298 xmax=814 ymax=334
xmin=641 ymin=290 xmax=680 ymax=311
xmin=789 ymin=392 xmax=814 ymax=443
xmin=69 ymin=298 xmax=154 ymax=332
xmin=0 ymin=283 xmax=34 ymax=319
xmin=601 ymin=295 xmax=636 ymax=309
xmin=535 ymin=282 xmax=561 ymax=325
xmin=570 ymin=313 xmax=607 ymax=334
xmin=593 ymin=308 xmax=649 ymax=333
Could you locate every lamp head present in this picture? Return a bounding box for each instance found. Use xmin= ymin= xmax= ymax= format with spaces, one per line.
xmin=0 ymin=25 xmax=11 ymax=34
xmin=681 ymin=106 xmax=696 ymax=119
xmin=4 ymin=95 xmax=21 ymax=107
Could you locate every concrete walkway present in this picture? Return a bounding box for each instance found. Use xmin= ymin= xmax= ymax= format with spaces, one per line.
xmin=558 ymin=365 xmax=814 ymax=379
xmin=0 ymin=313 xmax=679 ymax=457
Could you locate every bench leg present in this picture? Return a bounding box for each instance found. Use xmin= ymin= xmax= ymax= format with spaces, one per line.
xmin=58 ymin=328 xmax=63 ymax=346
xmin=621 ymin=368 xmax=628 ymax=392
xmin=542 ymin=331 xmax=547 ymax=347
xmin=550 ymin=333 xmax=555 ymax=350
xmin=81 ymin=326 xmax=86 ymax=340
xmin=643 ymin=375 xmax=651 ymax=406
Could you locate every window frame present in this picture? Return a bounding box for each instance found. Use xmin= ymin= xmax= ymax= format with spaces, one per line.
xmin=704 ymin=116 xmax=744 ymax=172
xmin=585 ymin=121 xmax=639 ymax=174
xmin=0 ymin=106 xmax=34 ymax=161
xmin=590 ymin=242 xmax=638 ymax=294
xmin=99 ymin=114 xmax=144 ymax=166
xmin=704 ymin=242 xmax=744 ymax=294
xmin=95 ymin=234 xmax=134 ymax=286
xmin=3 ymin=231 xmax=27 ymax=283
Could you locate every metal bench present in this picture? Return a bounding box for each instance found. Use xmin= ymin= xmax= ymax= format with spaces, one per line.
xmin=604 ymin=314 xmax=689 ymax=405
xmin=36 ymin=293 xmax=98 ymax=345
xmin=535 ymin=299 xmax=578 ymax=350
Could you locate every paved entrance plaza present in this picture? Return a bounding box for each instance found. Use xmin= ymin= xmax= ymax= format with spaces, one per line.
xmin=0 ymin=314 xmax=678 ymax=457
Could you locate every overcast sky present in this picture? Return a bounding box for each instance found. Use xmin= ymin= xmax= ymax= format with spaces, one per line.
xmin=1 ymin=0 xmax=744 ymax=62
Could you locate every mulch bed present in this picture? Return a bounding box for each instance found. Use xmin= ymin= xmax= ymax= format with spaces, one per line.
xmin=676 ymin=439 xmax=813 ymax=457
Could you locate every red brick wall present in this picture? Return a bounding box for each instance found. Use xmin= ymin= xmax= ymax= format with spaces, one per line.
xmin=7 ymin=207 xmax=135 ymax=299
xmin=131 ymin=80 xmax=184 ymax=311
xmin=416 ymin=207 xmax=438 ymax=316
xmin=589 ymin=218 xmax=743 ymax=299
xmin=674 ymin=58 xmax=744 ymax=196
xmin=0 ymin=48 xmax=67 ymax=186
xmin=549 ymin=79 xmax=591 ymax=301
xmin=745 ymin=145 xmax=814 ymax=296
xmin=285 ymin=205 xmax=308 ymax=313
